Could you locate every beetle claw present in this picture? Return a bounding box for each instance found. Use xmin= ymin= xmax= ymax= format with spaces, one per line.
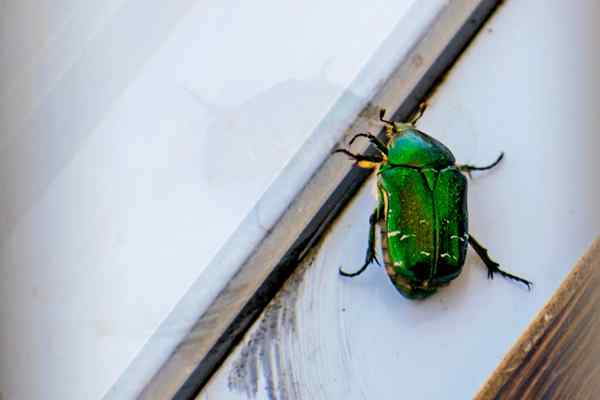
xmin=493 ymin=266 xmax=534 ymax=291
xmin=339 ymin=263 xmax=369 ymax=278
xmin=512 ymin=276 xmax=533 ymax=291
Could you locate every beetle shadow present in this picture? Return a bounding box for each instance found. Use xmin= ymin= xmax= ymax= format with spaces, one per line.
xmin=182 ymin=64 xmax=367 ymax=194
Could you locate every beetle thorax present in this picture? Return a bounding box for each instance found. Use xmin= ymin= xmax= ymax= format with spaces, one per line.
xmin=386 ymin=127 xmax=456 ymax=169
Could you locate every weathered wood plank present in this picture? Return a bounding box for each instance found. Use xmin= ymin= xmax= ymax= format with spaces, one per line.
xmin=477 ymin=237 xmax=600 ymax=399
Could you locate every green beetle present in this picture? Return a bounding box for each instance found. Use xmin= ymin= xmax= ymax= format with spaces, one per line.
xmin=335 ymin=105 xmax=531 ymax=299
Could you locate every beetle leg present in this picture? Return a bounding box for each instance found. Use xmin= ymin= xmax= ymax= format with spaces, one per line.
xmin=409 ymin=102 xmax=428 ymax=125
xmin=333 ymin=149 xmax=384 ymax=168
xmin=340 ymin=206 xmax=383 ymax=278
xmin=468 ymin=234 xmax=532 ymax=290
xmin=458 ymin=152 xmax=504 ymax=177
xmin=349 ymin=133 xmax=388 ymax=156
xmin=379 ymin=109 xmax=400 ymax=138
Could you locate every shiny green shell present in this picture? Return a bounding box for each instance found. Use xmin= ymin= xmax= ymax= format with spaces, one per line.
xmin=378 ymin=126 xmax=468 ymax=299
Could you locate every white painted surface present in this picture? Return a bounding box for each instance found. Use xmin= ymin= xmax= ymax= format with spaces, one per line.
xmin=201 ymin=1 xmax=600 ymax=399
xmin=0 ymin=1 xmax=449 ymax=399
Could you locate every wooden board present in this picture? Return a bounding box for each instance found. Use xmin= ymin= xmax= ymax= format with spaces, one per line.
xmin=477 ymin=237 xmax=600 ymax=399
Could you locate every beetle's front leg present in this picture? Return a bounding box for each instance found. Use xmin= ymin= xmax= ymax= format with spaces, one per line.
xmin=468 ymin=234 xmax=532 ymax=289
xmin=340 ymin=203 xmax=383 ymax=278
xmin=333 ymin=149 xmax=384 ymax=169
xmin=458 ymin=152 xmax=504 ymax=176
xmin=349 ymin=133 xmax=388 ymax=156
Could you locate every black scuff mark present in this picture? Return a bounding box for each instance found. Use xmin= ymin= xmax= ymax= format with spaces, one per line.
xmin=227 ymin=252 xmax=317 ymax=399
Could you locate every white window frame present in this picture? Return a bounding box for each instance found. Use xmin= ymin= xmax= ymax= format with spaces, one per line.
xmin=114 ymin=1 xmax=505 ymax=399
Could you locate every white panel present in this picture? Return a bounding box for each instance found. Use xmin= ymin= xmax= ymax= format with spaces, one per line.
xmin=0 ymin=0 xmax=128 ymax=146
xmin=0 ymin=0 xmax=448 ymax=399
xmin=201 ymin=0 xmax=600 ymax=398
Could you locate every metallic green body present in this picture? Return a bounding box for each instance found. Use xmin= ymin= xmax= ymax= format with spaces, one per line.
xmin=337 ymin=110 xmax=531 ymax=294
xmin=386 ymin=125 xmax=456 ymax=168
xmin=378 ymin=128 xmax=468 ymax=299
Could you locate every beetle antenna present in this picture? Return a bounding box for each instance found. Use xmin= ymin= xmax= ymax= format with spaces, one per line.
xmin=379 ymin=109 xmax=395 ymax=126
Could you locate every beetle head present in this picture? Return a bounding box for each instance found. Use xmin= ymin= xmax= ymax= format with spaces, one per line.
xmin=379 ymin=109 xmax=416 ymax=139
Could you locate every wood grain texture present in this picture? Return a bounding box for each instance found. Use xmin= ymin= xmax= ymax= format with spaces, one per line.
xmin=476 ymin=237 xmax=600 ymax=400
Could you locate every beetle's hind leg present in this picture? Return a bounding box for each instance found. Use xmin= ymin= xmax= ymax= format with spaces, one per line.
xmin=333 ymin=148 xmax=384 ymax=169
xmin=340 ymin=204 xmax=383 ymax=278
xmin=468 ymin=234 xmax=532 ymax=290
xmin=458 ymin=152 xmax=504 ymax=176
